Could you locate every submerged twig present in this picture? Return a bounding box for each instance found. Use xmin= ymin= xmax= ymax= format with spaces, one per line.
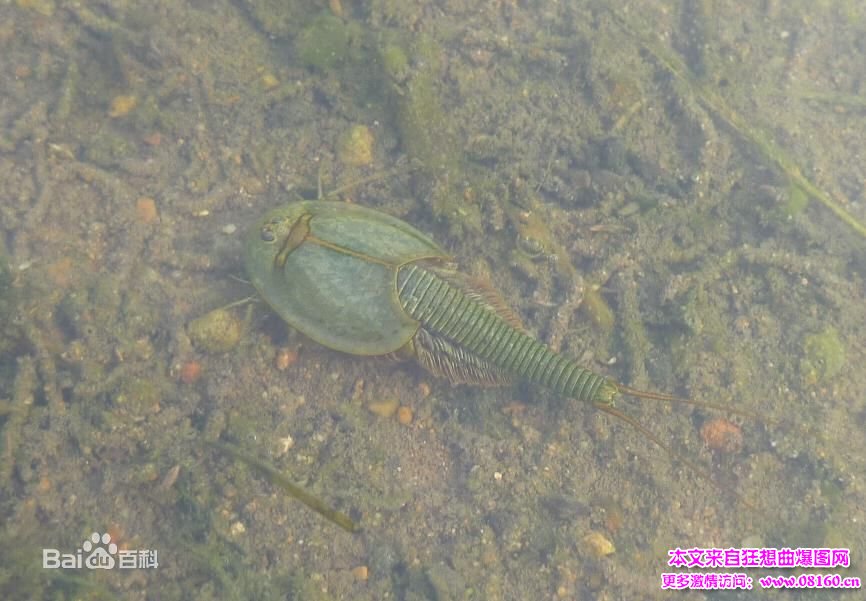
xmin=209 ymin=441 xmax=359 ymax=533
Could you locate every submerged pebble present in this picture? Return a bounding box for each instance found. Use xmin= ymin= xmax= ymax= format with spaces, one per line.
xmin=135 ymin=197 xmax=159 ymax=224
xmin=274 ymin=348 xmax=298 ymax=371
xmin=368 ymin=398 xmax=399 ymax=418
xmin=582 ymin=531 xmax=616 ymax=558
xmin=188 ymin=308 xmax=243 ymax=353
xmin=178 ymin=360 xmax=202 ymax=384
xmin=396 ymin=405 xmax=413 ymax=425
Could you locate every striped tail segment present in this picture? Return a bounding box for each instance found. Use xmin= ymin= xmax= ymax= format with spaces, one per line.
xmin=397 ymin=263 xmax=613 ymax=404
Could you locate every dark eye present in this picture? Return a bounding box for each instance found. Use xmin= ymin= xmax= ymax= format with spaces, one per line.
xmin=260 ymin=227 xmax=275 ymax=242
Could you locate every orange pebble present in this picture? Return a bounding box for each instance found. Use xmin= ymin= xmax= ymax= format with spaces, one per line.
xmin=275 ymin=348 xmax=298 ymax=371
xmin=179 ymin=360 xmax=202 ymax=384
xmin=136 ymin=197 xmax=159 ymax=224
xmin=396 ymin=405 xmax=413 ymax=425
xmin=700 ymin=418 xmax=743 ymax=454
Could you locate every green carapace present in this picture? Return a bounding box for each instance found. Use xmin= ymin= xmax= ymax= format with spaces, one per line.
xmin=245 ymin=200 xmax=627 ymax=407
xmin=245 ymin=201 xmax=441 ymax=356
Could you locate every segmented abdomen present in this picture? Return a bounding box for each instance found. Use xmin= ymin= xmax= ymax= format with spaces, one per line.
xmin=397 ymin=263 xmax=608 ymax=402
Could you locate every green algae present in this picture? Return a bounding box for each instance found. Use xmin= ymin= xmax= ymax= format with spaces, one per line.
xmin=801 ymin=326 xmax=846 ymax=386
xmin=380 ymin=33 xmax=479 ymax=230
xmin=390 ymin=36 xmax=457 ymax=175
xmin=296 ymin=13 xmax=351 ymax=71
xmin=781 ymin=182 xmax=810 ymax=219
xmin=380 ymin=42 xmax=409 ymax=81
xmin=581 ymin=287 xmax=615 ymax=334
xmin=680 ymin=284 xmax=727 ymax=353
